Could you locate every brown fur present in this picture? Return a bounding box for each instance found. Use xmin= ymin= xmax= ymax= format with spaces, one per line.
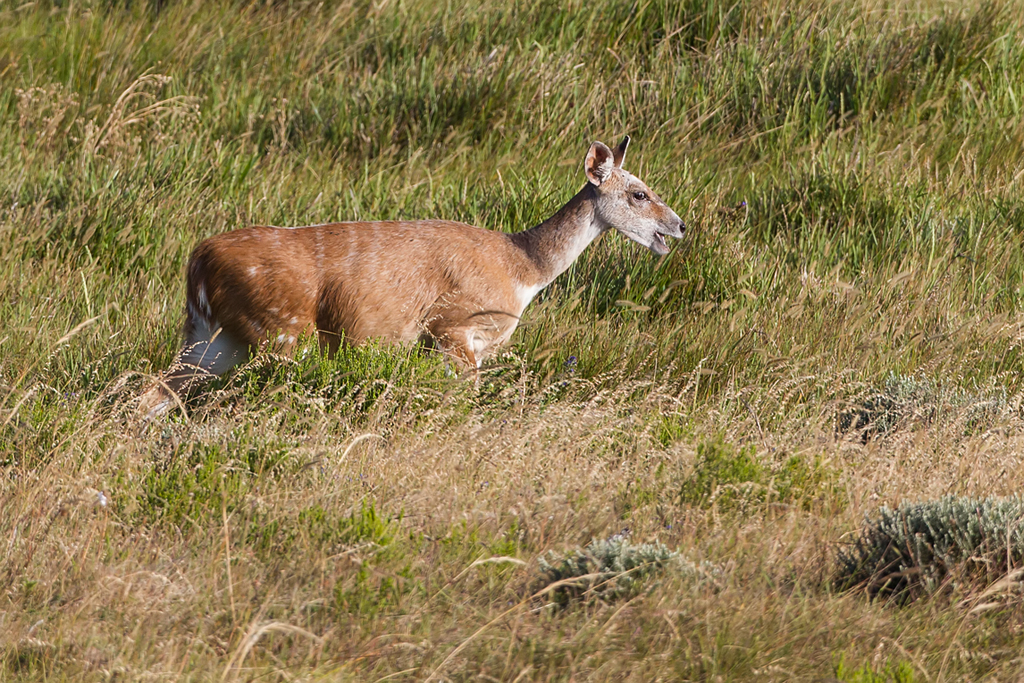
xmin=187 ymin=220 xmax=532 ymax=364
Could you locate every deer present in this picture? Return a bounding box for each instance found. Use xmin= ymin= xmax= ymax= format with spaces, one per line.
xmin=140 ymin=136 xmax=684 ymax=415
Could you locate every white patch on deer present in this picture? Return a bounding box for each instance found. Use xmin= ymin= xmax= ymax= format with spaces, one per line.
xmin=516 ymin=283 xmax=543 ymax=309
xmin=180 ymin=317 xmax=247 ymax=375
xmin=470 ymin=332 xmax=489 ymax=368
xmin=195 ymin=283 xmax=212 ymax=318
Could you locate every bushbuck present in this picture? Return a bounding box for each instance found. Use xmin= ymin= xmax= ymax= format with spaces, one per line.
xmin=141 ymin=136 xmax=684 ymax=414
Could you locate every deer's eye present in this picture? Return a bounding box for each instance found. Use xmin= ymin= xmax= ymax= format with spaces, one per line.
xmin=632 ymin=191 xmax=648 ymax=202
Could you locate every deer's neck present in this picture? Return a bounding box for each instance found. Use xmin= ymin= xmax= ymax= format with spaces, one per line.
xmin=510 ymin=184 xmax=607 ymax=287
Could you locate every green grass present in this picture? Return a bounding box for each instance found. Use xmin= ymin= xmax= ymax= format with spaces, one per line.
xmin=5 ymin=0 xmax=1024 ymax=679
xmin=677 ymin=436 xmax=843 ymax=512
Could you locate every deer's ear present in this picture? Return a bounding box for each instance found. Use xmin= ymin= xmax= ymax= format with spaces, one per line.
xmin=612 ymin=135 xmax=629 ymax=168
xmin=585 ymin=141 xmax=615 ymax=186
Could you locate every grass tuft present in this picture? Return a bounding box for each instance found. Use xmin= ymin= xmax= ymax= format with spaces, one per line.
xmin=679 ymin=436 xmax=842 ymax=512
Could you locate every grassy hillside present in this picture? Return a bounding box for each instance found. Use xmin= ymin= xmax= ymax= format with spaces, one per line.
xmin=4 ymin=0 xmax=1024 ymax=679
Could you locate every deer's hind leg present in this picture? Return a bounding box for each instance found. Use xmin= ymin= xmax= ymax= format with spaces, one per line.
xmin=423 ymin=314 xmax=479 ymax=371
xmin=139 ymin=314 xmax=250 ymax=417
xmin=428 ymin=317 xmax=516 ymax=372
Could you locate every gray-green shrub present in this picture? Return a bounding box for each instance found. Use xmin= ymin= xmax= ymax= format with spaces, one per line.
xmin=837 ymin=496 xmax=1024 ymax=600
xmin=538 ymin=535 xmax=685 ymax=602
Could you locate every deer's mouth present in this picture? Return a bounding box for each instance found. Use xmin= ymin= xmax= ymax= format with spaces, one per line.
xmin=650 ymin=232 xmax=670 ymax=255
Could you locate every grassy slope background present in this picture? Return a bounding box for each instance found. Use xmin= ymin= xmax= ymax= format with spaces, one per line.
xmin=3 ymin=0 xmax=1024 ymax=679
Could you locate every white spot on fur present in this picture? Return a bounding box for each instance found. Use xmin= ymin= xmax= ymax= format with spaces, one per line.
xmin=180 ymin=318 xmax=247 ymax=376
xmin=247 ymin=266 xmax=260 ymax=277
xmin=289 ymin=317 xmax=299 ymax=324
xmin=516 ymin=283 xmax=544 ymax=309
xmin=195 ymin=283 xmax=211 ymax=318
xmin=470 ymin=332 xmax=488 ymax=367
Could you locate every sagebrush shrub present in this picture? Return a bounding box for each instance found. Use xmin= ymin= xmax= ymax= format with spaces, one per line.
xmin=837 ymin=496 xmax=1024 ymax=599
xmin=838 ymin=373 xmax=1007 ymax=440
xmin=538 ymin=536 xmax=697 ymax=602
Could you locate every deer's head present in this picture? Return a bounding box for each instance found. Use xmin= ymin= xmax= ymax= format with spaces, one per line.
xmin=585 ymin=136 xmax=684 ymax=256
